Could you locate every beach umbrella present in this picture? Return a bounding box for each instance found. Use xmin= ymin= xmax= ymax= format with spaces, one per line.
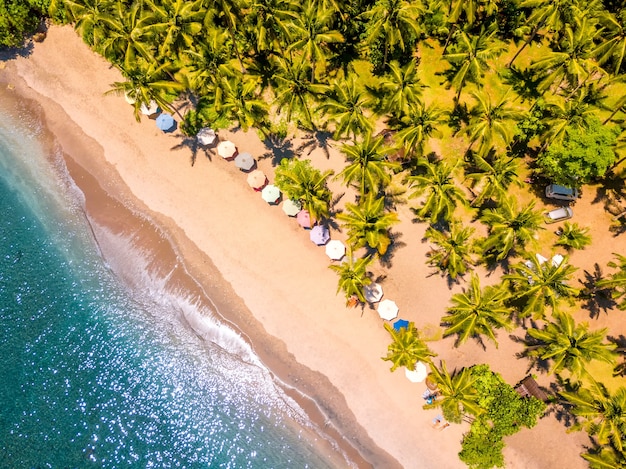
xmin=156 ymin=113 xmax=176 ymax=132
xmin=247 ymin=170 xmax=267 ymax=190
xmin=393 ymin=319 xmax=409 ymax=331
xmin=405 ymin=362 xmax=428 ymax=383
xmin=261 ymin=184 xmax=281 ymax=204
xmin=282 ymin=199 xmax=301 ymax=217
xmin=124 ymin=91 xmax=136 ymax=104
xmin=325 ymin=240 xmax=346 ymax=260
xmin=217 ymin=140 xmax=237 ymax=159
xmin=377 ymin=299 xmax=399 ymax=320
xmin=197 ymin=128 xmax=217 ymax=146
xmin=234 ymin=152 xmax=255 ymax=171
xmin=296 ymin=210 xmax=311 ymax=229
xmin=309 ymin=225 xmax=330 ymax=245
xmin=364 ymin=283 xmax=383 ymax=303
xmin=551 ymin=254 xmax=564 ymax=267
xmin=140 ymin=101 xmax=159 ymax=116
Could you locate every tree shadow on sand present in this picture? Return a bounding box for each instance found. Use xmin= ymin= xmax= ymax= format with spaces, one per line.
xmin=296 ymin=130 xmax=334 ymax=160
xmin=578 ymin=263 xmax=617 ymax=319
xmin=170 ymin=134 xmax=213 ymax=166
xmin=0 ymin=42 xmax=35 ymax=61
xmin=376 ymin=231 xmax=406 ymax=269
xmin=260 ymin=134 xmax=295 ymax=166
xmin=607 ymin=334 xmax=626 ymax=377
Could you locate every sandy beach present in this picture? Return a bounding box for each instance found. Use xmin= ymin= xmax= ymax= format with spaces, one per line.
xmin=2 ymin=25 xmax=614 ymax=468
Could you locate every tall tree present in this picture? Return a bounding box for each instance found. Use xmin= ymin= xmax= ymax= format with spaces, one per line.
xmin=525 ymin=312 xmax=617 ymax=377
xmin=361 ymin=0 xmax=424 ymax=69
xmin=596 ymin=253 xmax=626 ymax=310
xmin=245 ymin=0 xmax=298 ymax=55
xmin=213 ymin=74 xmax=269 ymax=132
xmin=329 ymin=252 xmax=374 ymax=304
xmin=382 ymin=322 xmax=436 ymax=371
xmin=337 ymin=194 xmax=400 ymax=256
xmin=423 ymin=361 xmax=482 ymax=424
xmin=338 ymin=133 xmax=401 ymax=195
xmin=377 ymin=60 xmax=424 ymax=118
xmin=560 ymin=382 xmax=626 ymax=453
xmin=424 ymin=223 xmax=475 ymax=280
xmin=441 ymin=273 xmax=514 ymax=348
xmin=593 ymin=7 xmax=626 ymax=76
xmin=64 ymin=0 xmax=114 ymax=49
xmin=391 ymin=102 xmax=446 ymax=158
xmin=315 ymin=76 xmax=373 ymax=140
xmin=479 ymin=196 xmax=543 ymax=261
xmin=443 ymin=26 xmax=505 ymax=101
xmin=145 ymin=0 xmax=205 ymax=60
xmin=464 ymin=91 xmax=523 ymax=155
xmin=274 ymin=158 xmax=334 ymax=221
xmin=408 ymin=159 xmax=467 ymax=224
xmin=504 ymin=255 xmax=579 ymax=319
xmin=288 ymin=0 xmax=344 ymax=82
xmin=465 ymin=152 xmax=522 ymax=206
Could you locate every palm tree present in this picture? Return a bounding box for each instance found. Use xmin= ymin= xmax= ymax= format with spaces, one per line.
xmin=337 ymin=194 xmax=400 ymax=256
xmin=540 ymin=91 xmax=596 ymax=148
xmin=555 ymin=222 xmax=592 ymax=250
xmin=272 ymin=56 xmax=323 ymax=130
xmin=560 ymin=381 xmax=626 ymax=452
xmin=582 ymin=443 xmax=626 ymax=469
xmin=504 ymin=255 xmax=579 ymax=319
xmin=377 ymin=60 xmax=424 ymax=118
xmin=274 ymin=158 xmax=334 ymax=221
xmin=464 ymin=91 xmax=523 ymax=155
xmin=381 ymin=322 xmax=437 ymax=372
xmin=465 ymin=152 xmax=522 ymax=206
xmin=98 ymin=1 xmax=155 ymax=68
xmin=107 ymin=61 xmax=184 ymax=122
xmin=212 ymin=0 xmax=246 ymax=72
xmin=593 ymin=8 xmax=626 ymax=76
xmin=182 ymin=28 xmax=235 ymax=95
xmin=530 ymin=18 xmax=598 ymax=94
xmin=479 ymin=196 xmax=543 ymax=261
xmin=525 ymin=312 xmax=617 ymax=377
xmin=441 ymin=273 xmax=514 ymax=348
xmin=329 ymin=252 xmax=374 ymax=304
xmin=408 ymin=159 xmax=467 ymax=224
xmin=423 ymin=361 xmax=483 ymax=424
xmin=424 ymin=223 xmax=475 ymax=279
xmin=213 ymin=74 xmax=269 ymax=132
xmin=145 ymin=0 xmax=205 ymax=60
xmin=288 ymin=0 xmax=344 ymax=82
xmin=596 ymin=253 xmax=626 ymax=310
xmin=246 ymin=0 xmax=298 ymax=55
xmin=64 ymin=0 xmax=114 ymax=50
xmin=337 ymin=133 xmax=401 ymax=195
xmin=315 ymin=76 xmax=373 ymax=141
xmin=361 ymin=0 xmax=423 ymax=70
xmin=391 ymin=102 xmax=446 ymax=158
xmin=443 ymin=26 xmax=506 ymax=101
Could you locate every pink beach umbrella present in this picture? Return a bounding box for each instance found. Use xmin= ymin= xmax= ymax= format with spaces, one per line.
xmin=296 ymin=210 xmax=311 ymax=229
xmin=247 ymin=170 xmax=267 ymax=190
xmin=217 ymin=140 xmax=237 ymax=159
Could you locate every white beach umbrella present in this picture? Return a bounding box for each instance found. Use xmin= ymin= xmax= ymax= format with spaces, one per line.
xmin=234 ymin=152 xmax=255 ymax=171
xmin=197 ymin=128 xmax=217 ymax=146
xmin=551 ymin=254 xmax=564 ymax=267
xmin=247 ymin=170 xmax=267 ymax=190
xmin=124 ymin=91 xmax=136 ymax=104
xmin=282 ymin=199 xmax=301 ymax=217
xmin=405 ymin=362 xmax=428 ymax=383
xmin=217 ymin=140 xmax=237 ymax=159
xmin=325 ymin=240 xmax=346 ymax=261
xmin=377 ymin=299 xmax=399 ymax=320
xmin=261 ymin=184 xmax=281 ymax=204
xmin=140 ymin=100 xmax=159 ymax=116
xmin=535 ymin=253 xmax=548 ymax=265
xmin=363 ymin=283 xmax=383 ymax=303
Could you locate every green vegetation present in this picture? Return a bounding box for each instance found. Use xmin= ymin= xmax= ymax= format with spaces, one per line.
xmin=31 ymin=0 xmax=626 ymax=466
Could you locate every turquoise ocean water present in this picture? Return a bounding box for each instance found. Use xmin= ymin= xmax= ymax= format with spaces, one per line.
xmin=0 ymin=103 xmax=339 ymax=468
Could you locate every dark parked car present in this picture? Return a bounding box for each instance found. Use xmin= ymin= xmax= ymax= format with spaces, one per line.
xmin=545 ymin=184 xmax=578 ymax=201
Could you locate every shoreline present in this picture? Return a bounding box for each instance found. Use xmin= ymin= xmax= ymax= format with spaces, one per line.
xmin=0 ymin=35 xmax=398 ymax=469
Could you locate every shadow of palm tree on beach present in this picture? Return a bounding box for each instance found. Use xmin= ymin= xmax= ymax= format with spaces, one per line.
xmin=260 ymin=134 xmax=295 ymax=166
xmin=296 ymin=130 xmax=334 ymax=160
xmin=578 ymin=263 xmax=616 ymax=319
xmin=170 ymin=134 xmax=212 ymax=166
xmin=0 ymin=42 xmax=34 ymax=61
xmin=377 ymin=231 xmax=406 ymax=269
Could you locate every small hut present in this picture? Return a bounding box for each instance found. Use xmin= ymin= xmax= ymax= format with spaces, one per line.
xmin=515 ymin=376 xmax=549 ymax=402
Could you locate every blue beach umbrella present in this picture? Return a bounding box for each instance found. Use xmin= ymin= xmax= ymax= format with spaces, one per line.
xmin=156 ymin=113 xmax=176 ymax=132
xmin=393 ymin=319 xmax=409 ymax=331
